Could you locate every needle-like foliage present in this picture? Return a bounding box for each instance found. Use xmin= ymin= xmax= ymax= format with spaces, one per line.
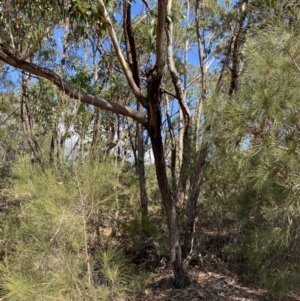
xmin=0 ymin=158 xmax=146 ymax=300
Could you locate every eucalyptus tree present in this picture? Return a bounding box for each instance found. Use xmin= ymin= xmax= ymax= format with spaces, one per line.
xmin=0 ymin=0 xmax=252 ymax=287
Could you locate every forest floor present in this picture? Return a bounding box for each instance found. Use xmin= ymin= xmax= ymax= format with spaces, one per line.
xmin=121 ymin=220 xmax=300 ymax=301
xmin=134 ymin=267 xmax=300 ymax=301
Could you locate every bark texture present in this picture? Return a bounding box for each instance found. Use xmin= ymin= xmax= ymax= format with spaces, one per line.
xmin=147 ymin=67 xmax=190 ymax=288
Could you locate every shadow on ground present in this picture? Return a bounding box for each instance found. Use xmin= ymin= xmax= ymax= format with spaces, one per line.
xmin=135 ymin=267 xmax=299 ymax=301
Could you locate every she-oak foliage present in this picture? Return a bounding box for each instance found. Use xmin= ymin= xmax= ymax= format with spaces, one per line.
xmin=0 ymin=0 xmax=300 ymax=297
xmin=203 ymin=3 xmax=300 ymax=296
xmin=0 ymin=159 xmax=145 ymax=300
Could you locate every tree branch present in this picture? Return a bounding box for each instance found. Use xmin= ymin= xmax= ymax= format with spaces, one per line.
xmin=166 ymin=95 xmax=176 ymax=193
xmin=216 ymin=0 xmax=248 ymax=95
xmin=0 ymin=47 xmax=148 ymax=127
xmin=166 ymin=0 xmax=191 ymax=120
xmin=96 ymin=0 xmax=147 ymax=107
xmin=156 ymin=0 xmax=167 ymax=74
xmin=228 ymin=0 xmax=248 ymax=96
xmin=21 ymin=25 xmax=56 ymax=60
xmin=166 ymin=0 xmax=192 ymax=209
xmin=123 ymin=0 xmax=141 ymax=89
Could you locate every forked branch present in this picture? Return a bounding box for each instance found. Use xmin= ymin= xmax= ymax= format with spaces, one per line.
xmin=96 ymin=0 xmax=147 ymax=107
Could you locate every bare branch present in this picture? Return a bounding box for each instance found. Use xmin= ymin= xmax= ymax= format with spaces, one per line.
xmin=166 ymin=0 xmax=192 ymax=210
xmin=166 ymin=95 xmax=176 ymax=192
xmin=195 ymin=0 xmax=207 ymax=97
xmin=0 ymin=47 xmax=148 ymax=127
xmin=141 ymin=0 xmax=150 ymax=11
xmin=96 ymin=0 xmax=147 ymax=107
xmin=123 ymin=0 xmax=141 ymax=89
xmin=228 ymin=0 xmax=248 ymax=96
xmin=161 ymin=86 xmax=177 ymax=99
xmin=165 ymin=0 xmax=190 ymax=120
xmin=195 ymin=0 xmax=207 ymax=151
xmin=156 ymin=0 xmax=167 ymax=74
xmin=216 ymin=0 xmax=249 ymax=95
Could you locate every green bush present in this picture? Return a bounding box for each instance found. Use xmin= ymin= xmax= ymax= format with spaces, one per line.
xmin=0 ymin=158 xmax=147 ymax=300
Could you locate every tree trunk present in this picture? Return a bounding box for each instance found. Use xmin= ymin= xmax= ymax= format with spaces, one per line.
xmin=180 ymin=0 xmax=209 ymax=258
xmin=20 ymin=72 xmax=44 ymax=166
xmin=182 ymin=147 xmax=207 ymax=258
xmin=91 ymin=108 xmax=101 ymax=161
xmin=50 ymin=14 xmax=70 ymax=165
xmin=147 ymin=70 xmax=190 ymax=288
xmin=136 ymin=108 xmax=149 ymax=233
xmin=123 ymin=0 xmax=149 ymax=232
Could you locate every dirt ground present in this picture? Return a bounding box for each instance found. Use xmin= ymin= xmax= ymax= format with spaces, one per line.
xmin=102 ymin=221 xmax=300 ymax=301
xmin=128 ymin=228 xmax=300 ymax=301
xmin=134 ymin=266 xmax=300 ymax=301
